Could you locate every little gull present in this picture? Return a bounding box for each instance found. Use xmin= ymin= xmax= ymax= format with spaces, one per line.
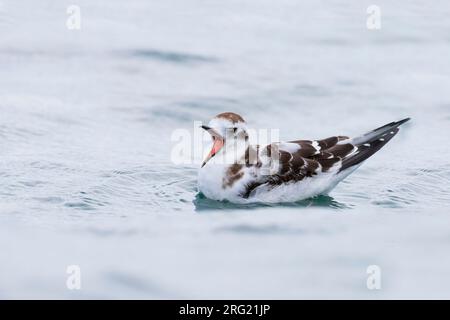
xmin=198 ymin=112 xmax=410 ymax=203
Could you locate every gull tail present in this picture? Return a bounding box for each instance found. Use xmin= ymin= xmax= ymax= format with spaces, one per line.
xmin=339 ymin=118 xmax=410 ymax=172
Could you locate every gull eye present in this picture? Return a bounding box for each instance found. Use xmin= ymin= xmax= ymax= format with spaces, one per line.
xmin=233 ymin=127 xmax=237 ymax=133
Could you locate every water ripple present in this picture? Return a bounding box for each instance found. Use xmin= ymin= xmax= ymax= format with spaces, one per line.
xmin=121 ymin=49 xmax=219 ymax=64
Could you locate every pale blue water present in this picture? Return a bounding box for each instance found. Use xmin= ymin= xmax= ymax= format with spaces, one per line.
xmin=1 ymin=0 xmax=450 ymax=298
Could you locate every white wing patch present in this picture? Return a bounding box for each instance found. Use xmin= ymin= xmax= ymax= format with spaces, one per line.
xmin=278 ymin=142 xmax=301 ymax=153
xmin=311 ymin=141 xmax=321 ymax=154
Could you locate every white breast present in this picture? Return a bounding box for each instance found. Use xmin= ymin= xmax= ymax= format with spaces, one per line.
xmin=197 ymin=163 xmax=227 ymax=201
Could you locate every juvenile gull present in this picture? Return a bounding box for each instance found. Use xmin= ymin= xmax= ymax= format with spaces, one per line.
xmin=198 ymin=112 xmax=410 ymax=203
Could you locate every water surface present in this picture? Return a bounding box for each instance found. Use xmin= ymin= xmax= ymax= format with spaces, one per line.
xmin=1 ymin=0 xmax=450 ymax=298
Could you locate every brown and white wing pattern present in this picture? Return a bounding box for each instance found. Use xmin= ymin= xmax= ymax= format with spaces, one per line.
xmin=241 ymin=118 xmax=410 ymax=198
xmin=262 ymin=136 xmax=353 ymax=184
xmin=240 ymin=136 xmax=351 ymax=197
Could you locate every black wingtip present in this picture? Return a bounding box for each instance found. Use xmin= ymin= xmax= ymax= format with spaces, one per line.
xmin=396 ymin=117 xmax=411 ymax=126
xmin=339 ymin=117 xmax=411 ymax=172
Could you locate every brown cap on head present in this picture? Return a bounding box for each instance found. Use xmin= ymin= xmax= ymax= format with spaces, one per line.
xmin=215 ymin=112 xmax=245 ymax=124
